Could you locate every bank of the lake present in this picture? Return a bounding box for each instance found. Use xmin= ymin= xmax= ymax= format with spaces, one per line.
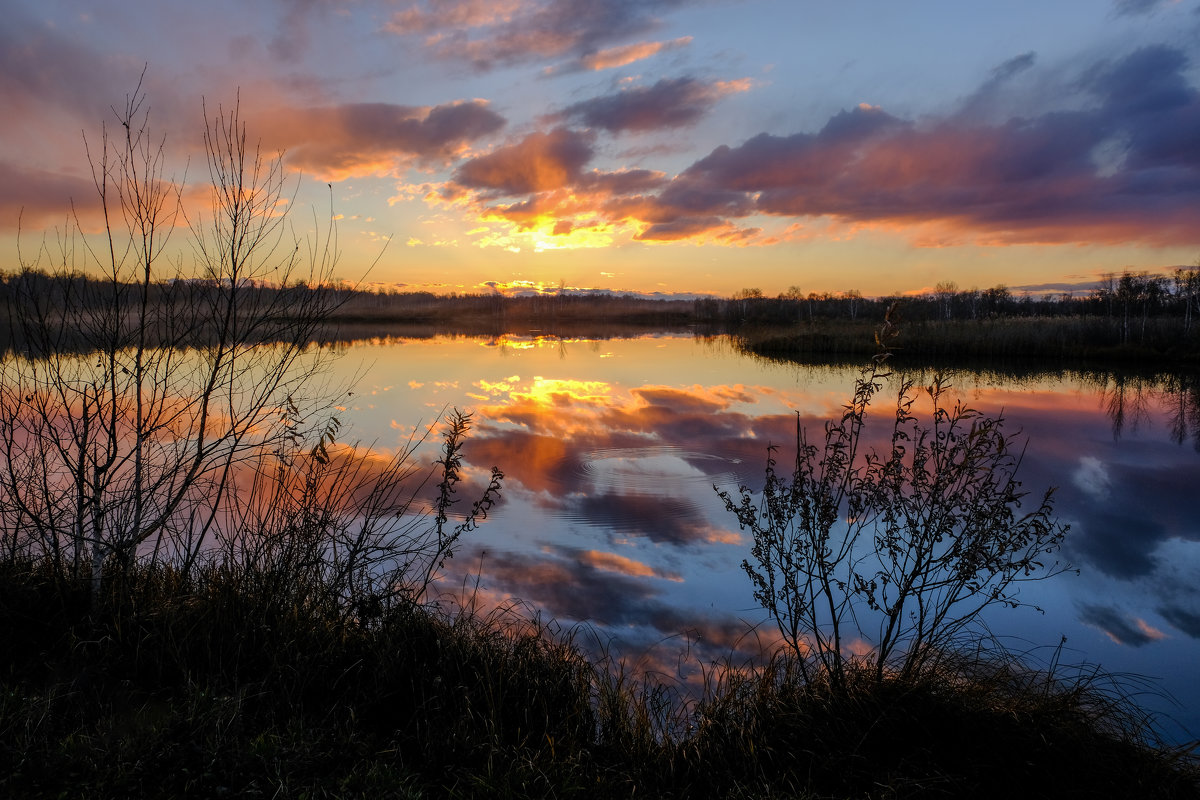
xmin=733 ymin=316 xmax=1200 ymax=367
xmin=2 ymin=559 xmax=1196 ymax=799
xmin=7 ymin=269 xmax=1200 ymax=368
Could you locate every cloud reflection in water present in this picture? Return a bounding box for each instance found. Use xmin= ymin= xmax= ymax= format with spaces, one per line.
xmin=343 ymin=335 xmax=1200 ymax=732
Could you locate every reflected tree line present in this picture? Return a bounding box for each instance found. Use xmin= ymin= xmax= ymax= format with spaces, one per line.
xmin=913 ymin=363 xmax=1200 ymax=450
xmin=1102 ymin=370 xmax=1200 ymax=450
xmin=878 ymin=361 xmax=1200 ymax=450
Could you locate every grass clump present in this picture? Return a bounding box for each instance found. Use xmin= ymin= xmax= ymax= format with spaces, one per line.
xmin=686 ymin=649 xmax=1197 ymax=799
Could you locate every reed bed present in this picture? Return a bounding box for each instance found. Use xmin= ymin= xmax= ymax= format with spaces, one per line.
xmin=738 ymin=316 xmax=1200 ymax=365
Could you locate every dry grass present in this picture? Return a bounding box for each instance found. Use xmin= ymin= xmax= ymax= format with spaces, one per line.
xmin=1 ymin=557 xmax=1196 ymax=798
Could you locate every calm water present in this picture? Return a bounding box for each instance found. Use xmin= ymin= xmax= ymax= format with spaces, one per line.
xmin=332 ymin=331 xmax=1200 ymax=741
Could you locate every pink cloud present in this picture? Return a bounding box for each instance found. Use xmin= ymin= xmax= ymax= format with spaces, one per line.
xmin=382 ymin=0 xmax=697 ymax=72
xmin=260 ymin=100 xmax=505 ymax=181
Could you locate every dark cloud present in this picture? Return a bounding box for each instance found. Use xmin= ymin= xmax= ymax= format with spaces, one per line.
xmin=576 ymin=169 xmax=668 ymax=194
xmin=1066 ymin=512 xmax=1163 ymax=577
xmin=612 ymin=44 xmax=1200 ymax=245
xmin=957 ymin=52 xmax=1038 ymax=117
xmin=385 ymin=0 xmax=694 ymax=72
xmin=264 ymin=100 xmax=506 ymax=179
xmin=459 ymin=430 xmax=584 ymax=495
xmin=550 ymin=544 xmax=683 ymax=581
xmin=1059 ymin=453 xmax=1200 ymax=580
xmin=475 ymin=547 xmax=657 ymax=626
xmin=992 ymin=51 xmax=1038 ymax=82
xmin=572 ymin=492 xmax=712 ymax=546
xmin=0 ymin=161 xmax=102 ymax=231
xmin=1079 ymin=604 xmax=1163 ymax=646
xmin=455 ymin=128 xmax=595 ymax=194
xmin=558 ymin=77 xmax=743 ymax=133
xmin=679 ymin=106 xmax=907 ymax=195
xmin=1010 ymin=281 xmax=1102 ymax=295
xmin=465 ymin=545 xmax=766 ymax=663
xmin=1158 ymin=605 xmax=1200 ymax=638
xmin=1083 ymin=45 xmax=1193 ymax=118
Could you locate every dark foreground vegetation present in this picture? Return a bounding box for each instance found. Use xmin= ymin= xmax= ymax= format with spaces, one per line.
xmin=2 ymin=556 xmax=1198 ymax=799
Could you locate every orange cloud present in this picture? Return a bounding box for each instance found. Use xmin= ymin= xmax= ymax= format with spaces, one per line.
xmin=384 ymin=0 xmax=525 ymax=35
xmin=579 ymin=36 xmax=693 ymax=71
xmin=455 ymin=128 xmax=594 ymax=194
xmin=579 ymin=550 xmax=683 ymax=581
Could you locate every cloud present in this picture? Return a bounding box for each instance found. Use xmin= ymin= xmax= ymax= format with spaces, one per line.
xmin=1158 ymin=604 xmax=1200 ymax=638
xmin=579 ymin=35 xmax=693 ymax=70
xmin=438 ymin=45 xmax=1200 ymax=249
xmin=0 ymin=161 xmax=102 ymax=231
xmin=543 ymin=36 xmax=694 ymax=76
xmin=557 ymin=76 xmax=752 ymax=133
xmin=474 ymin=546 xmax=658 ymax=625
xmin=1113 ymin=0 xmax=1177 ymax=16
xmin=383 ymin=0 xmax=694 ymax=72
xmin=574 ymin=492 xmax=723 ymax=546
xmin=462 ymin=545 xmax=765 ymax=664
xmin=574 ymin=548 xmax=683 ymax=581
xmin=384 ymin=0 xmax=526 ymax=35
xmin=1079 ymin=604 xmax=1167 ymax=646
xmin=956 ymin=52 xmax=1038 ymax=119
xmin=611 ymin=45 xmax=1200 ymax=246
xmin=455 ymin=128 xmax=595 ymax=194
xmin=268 ymin=0 xmax=323 ymax=62
xmin=262 ymin=100 xmax=506 ymax=180
xmin=0 ymin=6 xmax=134 ymax=125
xmin=1072 ymin=456 xmax=1111 ymax=500
xmin=578 ymin=169 xmax=669 ymax=195
xmin=457 ymin=375 xmax=773 ymax=491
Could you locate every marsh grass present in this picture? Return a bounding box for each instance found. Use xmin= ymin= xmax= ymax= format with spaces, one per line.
xmin=739 ymin=316 xmax=1200 ymax=365
xmin=1 ymin=556 xmax=1196 ymax=798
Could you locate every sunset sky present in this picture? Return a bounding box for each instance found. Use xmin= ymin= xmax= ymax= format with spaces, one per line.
xmin=4 ymin=0 xmax=1200 ymax=297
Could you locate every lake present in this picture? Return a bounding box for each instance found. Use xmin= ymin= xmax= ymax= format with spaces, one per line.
xmin=330 ymin=330 xmax=1200 ymax=741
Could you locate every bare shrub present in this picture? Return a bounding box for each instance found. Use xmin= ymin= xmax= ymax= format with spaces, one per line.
xmin=718 ymin=346 xmax=1071 ymax=687
xmin=0 ymin=79 xmax=498 ymax=607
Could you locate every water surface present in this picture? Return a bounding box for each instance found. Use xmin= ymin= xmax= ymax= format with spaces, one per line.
xmin=334 ymin=332 xmax=1200 ymax=740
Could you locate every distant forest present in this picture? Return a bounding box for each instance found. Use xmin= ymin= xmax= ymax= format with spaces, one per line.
xmin=3 ymin=266 xmax=1199 ymax=363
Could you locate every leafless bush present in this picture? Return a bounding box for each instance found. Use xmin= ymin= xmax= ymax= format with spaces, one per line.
xmin=0 ymin=79 xmax=498 ymax=607
xmin=719 ymin=346 xmax=1071 ymax=688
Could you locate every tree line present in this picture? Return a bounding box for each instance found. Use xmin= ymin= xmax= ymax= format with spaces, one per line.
xmin=700 ymin=269 xmax=1200 ymax=340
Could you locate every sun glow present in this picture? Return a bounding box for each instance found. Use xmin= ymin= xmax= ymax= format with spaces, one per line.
xmin=470 ymin=212 xmax=617 ymax=252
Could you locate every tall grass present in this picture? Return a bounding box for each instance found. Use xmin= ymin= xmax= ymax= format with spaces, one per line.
xmin=2 ymin=554 xmax=1196 ymax=798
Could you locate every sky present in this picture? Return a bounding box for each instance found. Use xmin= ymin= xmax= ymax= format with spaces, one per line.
xmin=3 ymin=0 xmax=1200 ymax=298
